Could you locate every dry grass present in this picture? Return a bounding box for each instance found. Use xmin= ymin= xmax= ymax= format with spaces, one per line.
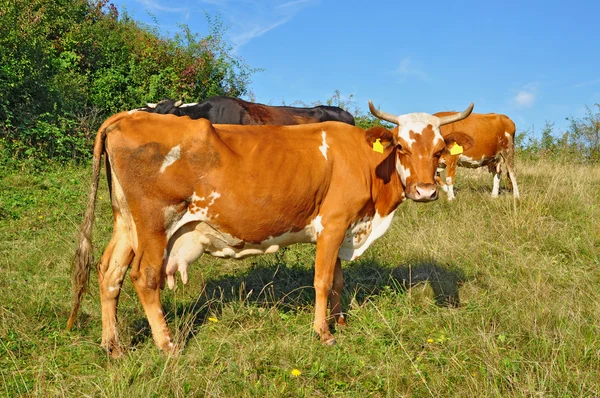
xmin=1 ymin=157 xmax=599 ymax=397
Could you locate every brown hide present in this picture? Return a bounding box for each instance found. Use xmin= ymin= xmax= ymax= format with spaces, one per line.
xmin=69 ymin=108 xmax=458 ymax=356
xmin=434 ymin=112 xmax=519 ymax=199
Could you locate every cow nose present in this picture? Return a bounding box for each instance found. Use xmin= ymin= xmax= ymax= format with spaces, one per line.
xmin=414 ymin=184 xmax=438 ymax=201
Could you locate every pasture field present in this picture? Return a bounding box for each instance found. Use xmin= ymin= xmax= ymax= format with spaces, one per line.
xmin=0 ymin=158 xmax=599 ymax=397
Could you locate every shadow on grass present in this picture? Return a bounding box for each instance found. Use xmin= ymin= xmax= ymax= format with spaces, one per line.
xmin=130 ymin=255 xmax=467 ymax=347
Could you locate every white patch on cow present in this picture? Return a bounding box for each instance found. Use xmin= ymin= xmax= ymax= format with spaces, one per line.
xmin=491 ymin=172 xmax=501 ymax=197
xmin=338 ymin=211 xmax=396 ymax=261
xmin=396 ymin=159 xmax=411 ymax=186
xmin=164 ymin=191 xmax=221 ymax=241
xmin=313 ymin=215 xmax=324 ymax=236
xmin=396 ymin=113 xmax=443 ymax=149
xmin=110 ymin=164 xmax=138 ymax=250
xmin=108 ymin=285 xmax=120 ymax=293
xmin=446 ymin=176 xmax=455 ymax=200
xmin=180 ymin=102 xmax=198 ymax=107
xmin=505 ymin=131 xmax=511 ymax=139
xmin=160 ymin=145 xmax=181 ymax=173
xmin=128 ymin=109 xmax=138 ymax=115
xmin=457 ymin=155 xmax=487 ymax=168
xmin=163 ymin=215 xmax=328 ymax=288
xmin=319 ymin=130 xmax=329 ymax=160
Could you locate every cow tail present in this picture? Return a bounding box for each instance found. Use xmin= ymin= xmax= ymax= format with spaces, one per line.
xmin=66 ymin=112 xmax=127 ymax=330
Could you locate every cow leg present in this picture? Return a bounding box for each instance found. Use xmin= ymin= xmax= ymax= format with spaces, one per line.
xmin=314 ymin=230 xmax=345 ymax=346
xmin=98 ymin=228 xmax=133 ymax=357
xmin=501 ymin=146 xmax=520 ymax=199
xmin=130 ymin=242 xmax=175 ymax=353
xmin=435 ymin=170 xmax=448 ymax=193
xmin=329 ymin=258 xmax=346 ymax=327
xmin=491 ymin=163 xmax=502 ymax=198
xmin=445 ymin=158 xmax=458 ymax=200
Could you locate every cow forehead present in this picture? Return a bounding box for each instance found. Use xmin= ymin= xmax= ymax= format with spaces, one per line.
xmin=397 ymin=113 xmax=443 ymax=148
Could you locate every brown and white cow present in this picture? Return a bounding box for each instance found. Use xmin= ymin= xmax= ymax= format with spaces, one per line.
xmin=66 ymin=101 xmax=473 ymax=356
xmin=434 ymin=112 xmax=520 ymax=200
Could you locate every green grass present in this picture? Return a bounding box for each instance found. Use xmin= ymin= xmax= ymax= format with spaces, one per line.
xmin=1 ymin=158 xmax=599 ymax=397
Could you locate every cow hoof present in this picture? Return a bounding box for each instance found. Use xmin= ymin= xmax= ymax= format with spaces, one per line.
xmin=320 ymin=331 xmax=337 ymax=346
xmin=161 ymin=341 xmax=180 ymax=357
xmin=103 ymin=343 xmax=125 ymax=359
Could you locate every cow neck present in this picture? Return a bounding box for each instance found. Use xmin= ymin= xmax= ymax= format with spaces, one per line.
xmin=371 ymin=147 xmax=405 ymax=217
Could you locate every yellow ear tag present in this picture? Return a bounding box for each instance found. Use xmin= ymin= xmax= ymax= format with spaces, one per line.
xmin=373 ymin=138 xmax=384 ymax=153
xmin=450 ymin=143 xmax=463 ymax=155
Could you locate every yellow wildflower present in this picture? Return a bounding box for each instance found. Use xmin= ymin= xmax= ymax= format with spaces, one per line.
xmin=291 ymin=369 xmax=302 ymax=377
xmin=427 ymin=338 xmax=434 ymax=343
xmin=208 ymin=317 xmax=218 ymax=323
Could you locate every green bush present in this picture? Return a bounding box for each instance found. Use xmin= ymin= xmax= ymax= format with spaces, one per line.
xmin=0 ymin=0 xmax=256 ymax=167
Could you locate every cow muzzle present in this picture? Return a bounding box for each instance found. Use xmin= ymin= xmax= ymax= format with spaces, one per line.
xmin=406 ymin=183 xmax=438 ymax=202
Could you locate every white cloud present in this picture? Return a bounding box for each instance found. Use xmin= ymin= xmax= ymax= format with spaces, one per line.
xmin=136 ymin=0 xmax=187 ymax=13
xmin=395 ymin=57 xmax=428 ymax=80
xmin=573 ymin=79 xmax=600 ymax=88
xmin=513 ymin=83 xmax=539 ymax=109
xmin=200 ymin=0 xmax=318 ymax=49
xmin=231 ymin=17 xmax=292 ymax=48
xmin=514 ymin=90 xmax=535 ymax=108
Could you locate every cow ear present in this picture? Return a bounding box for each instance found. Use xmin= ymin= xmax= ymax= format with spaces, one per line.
xmin=443 ymin=132 xmax=474 ymax=152
xmin=365 ymin=127 xmax=396 ymax=151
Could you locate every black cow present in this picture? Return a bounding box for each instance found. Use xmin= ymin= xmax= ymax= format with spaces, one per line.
xmin=139 ymin=96 xmax=355 ymax=125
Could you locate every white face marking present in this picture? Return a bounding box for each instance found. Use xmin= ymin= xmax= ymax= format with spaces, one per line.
xmin=160 ymin=145 xmax=181 ymax=173
xmin=338 ymin=211 xmax=396 ymax=261
xmin=313 ymin=215 xmax=324 ymax=236
xmin=396 ymin=159 xmax=411 ymax=186
xmin=319 ymin=130 xmax=329 ymax=160
xmin=180 ymin=102 xmax=198 ymax=108
xmin=396 ymin=113 xmax=444 ymax=149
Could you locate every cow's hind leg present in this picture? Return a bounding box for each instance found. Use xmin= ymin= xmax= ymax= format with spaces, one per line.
xmin=130 ymin=241 xmax=175 ymax=353
xmin=501 ymin=142 xmax=520 ymax=199
xmin=491 ymin=163 xmax=502 ymax=198
xmin=98 ymin=229 xmax=133 ymax=357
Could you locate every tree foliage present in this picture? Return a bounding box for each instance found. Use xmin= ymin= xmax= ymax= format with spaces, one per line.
xmin=0 ymin=0 xmax=255 ymax=166
xmin=517 ymin=104 xmax=600 ymax=163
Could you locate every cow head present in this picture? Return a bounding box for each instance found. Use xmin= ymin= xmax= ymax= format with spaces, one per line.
xmin=144 ymin=99 xmax=184 ymax=115
xmin=369 ymin=101 xmax=474 ymax=202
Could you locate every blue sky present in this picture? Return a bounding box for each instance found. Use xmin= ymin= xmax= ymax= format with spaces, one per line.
xmin=113 ymin=0 xmax=600 ymax=138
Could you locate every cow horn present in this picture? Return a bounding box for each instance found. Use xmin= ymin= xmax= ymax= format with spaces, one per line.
xmin=437 ymin=103 xmax=474 ymax=126
xmin=146 ymin=103 xmax=157 ymax=109
xmin=174 ymin=100 xmax=183 ymax=107
xmin=368 ymin=100 xmax=399 ymax=125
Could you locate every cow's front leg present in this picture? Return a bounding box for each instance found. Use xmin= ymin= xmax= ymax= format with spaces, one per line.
xmin=130 ymin=245 xmax=175 ymax=354
xmin=313 ymin=230 xmax=345 ymax=346
xmin=329 ymin=258 xmax=346 ymax=328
